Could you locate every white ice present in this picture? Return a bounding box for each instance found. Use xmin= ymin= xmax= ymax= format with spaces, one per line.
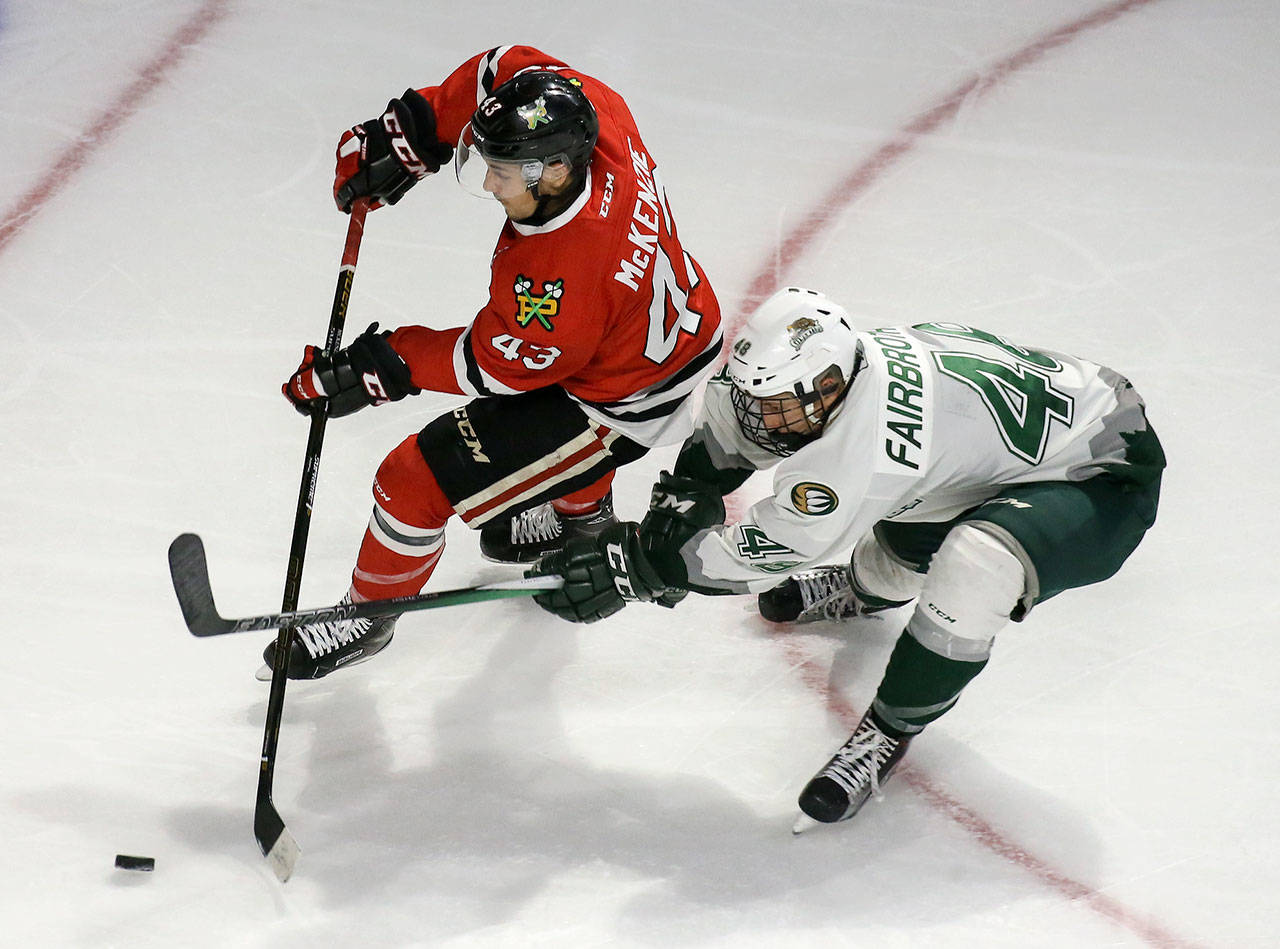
xmin=2 ymin=1 xmax=1277 ymax=946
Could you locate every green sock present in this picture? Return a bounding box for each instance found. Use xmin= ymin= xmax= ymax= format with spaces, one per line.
xmin=871 ymin=629 xmax=989 ymax=736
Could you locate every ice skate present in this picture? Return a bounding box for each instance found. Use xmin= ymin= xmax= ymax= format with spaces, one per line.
xmin=793 ymin=712 xmax=912 ymax=830
xmin=758 ymin=564 xmax=862 ymax=623
xmin=256 ymin=595 xmax=397 ymax=681
xmin=479 ymin=492 xmax=617 ymax=564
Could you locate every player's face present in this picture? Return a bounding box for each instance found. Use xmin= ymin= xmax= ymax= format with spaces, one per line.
xmin=759 ymin=370 xmax=846 ymax=436
xmin=482 ymin=160 xmax=574 ymax=221
xmin=482 ymin=161 xmax=538 ymax=219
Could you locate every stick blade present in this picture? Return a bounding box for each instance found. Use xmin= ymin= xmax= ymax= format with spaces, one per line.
xmin=167 ymin=533 xmax=232 ymax=636
xmin=255 ymin=799 xmax=300 ymax=882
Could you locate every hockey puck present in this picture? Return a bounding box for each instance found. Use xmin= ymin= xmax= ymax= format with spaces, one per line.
xmin=114 ymin=854 xmax=155 ymax=872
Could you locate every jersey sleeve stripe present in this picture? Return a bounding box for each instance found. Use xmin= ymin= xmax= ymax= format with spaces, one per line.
xmin=456 ymin=325 xmax=522 ymax=397
xmin=476 ymin=46 xmax=513 ymax=103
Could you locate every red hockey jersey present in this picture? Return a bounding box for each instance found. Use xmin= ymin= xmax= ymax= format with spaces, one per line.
xmin=386 ymin=45 xmax=723 ymax=447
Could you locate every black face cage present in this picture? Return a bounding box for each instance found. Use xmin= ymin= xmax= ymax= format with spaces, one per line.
xmin=729 ymin=349 xmax=863 ymax=457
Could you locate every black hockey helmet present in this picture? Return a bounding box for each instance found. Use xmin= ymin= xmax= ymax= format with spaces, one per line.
xmin=456 ymin=71 xmax=598 ymax=194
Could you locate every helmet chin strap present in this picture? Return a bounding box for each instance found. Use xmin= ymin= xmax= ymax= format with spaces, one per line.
xmin=799 ymin=346 xmax=865 ymax=430
xmin=517 ymin=172 xmax=587 ymax=225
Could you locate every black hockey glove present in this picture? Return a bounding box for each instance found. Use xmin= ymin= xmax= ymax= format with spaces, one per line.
xmin=333 ymin=89 xmax=454 ymax=212
xmin=528 ymin=523 xmax=669 ymax=624
xmin=637 ymin=471 xmax=726 ymax=603
xmin=282 ymin=323 xmax=420 ymax=418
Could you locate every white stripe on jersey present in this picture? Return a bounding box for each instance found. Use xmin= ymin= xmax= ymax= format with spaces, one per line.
xmin=452 ymin=326 xmax=523 ymax=398
xmin=476 ymin=46 xmax=514 ymax=104
xmin=572 ymin=326 xmax=723 ymax=447
xmin=451 ymin=426 xmax=621 ymax=520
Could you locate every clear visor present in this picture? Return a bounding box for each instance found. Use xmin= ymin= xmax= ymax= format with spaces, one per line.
xmin=455 ymin=122 xmax=548 ymax=199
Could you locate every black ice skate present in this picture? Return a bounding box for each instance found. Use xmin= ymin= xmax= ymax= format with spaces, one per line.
xmin=256 ymin=594 xmax=397 ymax=681
xmin=793 ymin=711 xmax=913 ymax=833
xmin=478 ymin=491 xmax=617 ymax=564
xmin=758 ymin=564 xmax=863 ymax=622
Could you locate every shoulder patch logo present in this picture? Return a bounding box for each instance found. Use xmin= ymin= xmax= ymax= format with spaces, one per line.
xmin=790 ymin=482 xmax=839 ymax=516
xmin=514 ymin=275 xmax=564 ymax=330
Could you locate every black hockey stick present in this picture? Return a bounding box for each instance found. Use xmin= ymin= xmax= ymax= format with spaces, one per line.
xmin=253 ymin=198 xmax=370 ymax=883
xmin=168 ymin=532 xmax=562 ymax=636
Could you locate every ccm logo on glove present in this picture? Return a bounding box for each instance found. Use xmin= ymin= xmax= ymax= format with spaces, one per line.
xmin=383 ymin=107 xmax=428 ymax=178
xmin=362 ymin=371 xmax=390 ymax=402
xmin=283 ymin=323 xmax=419 ymax=418
xmin=605 ymin=541 xmax=637 ymax=599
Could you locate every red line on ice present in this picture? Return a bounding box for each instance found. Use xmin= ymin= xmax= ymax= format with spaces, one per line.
xmin=0 ymin=0 xmax=230 ymax=256
xmin=734 ymin=2 xmax=1205 ymax=947
xmin=736 ymin=0 xmax=1165 ymax=314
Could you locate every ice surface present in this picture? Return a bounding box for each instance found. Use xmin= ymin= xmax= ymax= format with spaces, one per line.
xmin=2 ymin=1 xmax=1277 ymax=946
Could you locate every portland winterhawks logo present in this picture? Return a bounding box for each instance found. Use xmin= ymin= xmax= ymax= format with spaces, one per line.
xmin=517 ymin=96 xmax=550 ymax=130
xmin=790 ymin=482 xmax=839 ymax=515
xmin=514 ymin=275 xmax=564 ymax=330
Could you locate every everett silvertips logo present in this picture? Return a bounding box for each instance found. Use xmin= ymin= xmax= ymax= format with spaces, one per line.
xmin=790 ymin=481 xmax=839 ymax=515
xmin=514 ymin=275 xmax=564 ymax=330
xmin=787 ymin=316 xmax=824 ymax=350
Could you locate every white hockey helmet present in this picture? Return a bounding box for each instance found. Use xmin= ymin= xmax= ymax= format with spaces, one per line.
xmin=728 ymin=287 xmax=863 ymax=455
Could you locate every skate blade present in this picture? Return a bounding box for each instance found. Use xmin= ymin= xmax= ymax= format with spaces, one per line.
xmin=254 ymin=647 xmax=380 ymax=682
xmin=792 ymin=812 xmax=821 ymax=835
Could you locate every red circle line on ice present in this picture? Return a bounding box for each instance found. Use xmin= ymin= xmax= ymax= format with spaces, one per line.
xmin=0 ymin=0 xmax=231 ymax=256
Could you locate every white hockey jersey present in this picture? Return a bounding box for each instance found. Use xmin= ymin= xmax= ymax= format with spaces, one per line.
xmin=677 ymin=322 xmax=1160 ymax=593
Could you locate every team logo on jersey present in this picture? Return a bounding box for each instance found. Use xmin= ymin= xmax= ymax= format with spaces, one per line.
xmin=790 ymin=482 xmax=839 ymax=516
xmin=787 ymin=317 xmax=824 ymax=350
xmin=517 ymin=96 xmax=550 ymax=130
xmin=514 ymin=275 xmax=564 ymax=330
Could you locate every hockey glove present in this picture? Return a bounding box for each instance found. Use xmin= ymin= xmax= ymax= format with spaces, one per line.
xmin=333 ymin=89 xmax=454 ymax=213
xmin=283 ymin=322 xmax=420 ymax=418
xmin=637 ymin=471 xmax=726 ymax=600
xmin=528 ymin=522 xmax=669 ymax=624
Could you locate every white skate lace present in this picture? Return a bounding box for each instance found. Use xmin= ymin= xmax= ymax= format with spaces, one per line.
xmin=821 ymin=720 xmax=899 ymax=802
xmin=293 ymin=597 xmax=372 ymax=659
xmin=510 ymin=503 xmax=563 ymax=545
xmin=794 ymin=566 xmax=860 ymax=620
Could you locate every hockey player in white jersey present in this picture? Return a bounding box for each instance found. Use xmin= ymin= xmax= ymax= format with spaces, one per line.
xmin=530 ymin=286 xmax=1165 ymax=830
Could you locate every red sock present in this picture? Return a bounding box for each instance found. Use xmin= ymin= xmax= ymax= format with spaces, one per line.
xmin=348 ymin=435 xmax=455 ymax=602
xmin=550 ymin=470 xmax=614 ymax=517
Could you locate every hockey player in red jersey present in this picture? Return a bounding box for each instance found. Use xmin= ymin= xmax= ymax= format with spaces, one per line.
xmin=270 ymin=46 xmax=722 ymax=679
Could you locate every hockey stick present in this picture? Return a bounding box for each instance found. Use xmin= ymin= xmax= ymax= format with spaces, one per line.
xmin=253 ymin=198 xmax=369 ymax=883
xmin=167 ymin=532 xmax=562 ymax=636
